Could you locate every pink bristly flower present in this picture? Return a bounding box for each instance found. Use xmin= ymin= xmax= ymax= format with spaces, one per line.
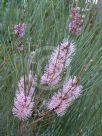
xmin=41 ymin=40 xmax=75 ymax=86
xmin=14 ymin=23 xmax=26 ymax=38
xmin=69 ymin=7 xmax=82 ymax=35
xmin=47 ymin=76 xmax=82 ymax=116
xmin=12 ymin=73 xmax=35 ymax=120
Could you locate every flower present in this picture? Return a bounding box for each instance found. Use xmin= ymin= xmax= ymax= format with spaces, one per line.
xmin=12 ymin=73 xmax=35 ymax=120
xmin=68 ymin=8 xmax=82 ymax=35
xmin=41 ymin=40 xmax=75 ymax=86
xmin=14 ymin=23 xmax=26 ymax=38
xmin=47 ymin=76 xmax=82 ymax=116
xmin=17 ymin=44 xmax=24 ymax=51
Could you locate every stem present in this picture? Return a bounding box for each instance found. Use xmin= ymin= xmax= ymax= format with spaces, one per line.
xmin=17 ymin=121 xmax=26 ymax=136
xmin=27 ymin=110 xmax=52 ymax=129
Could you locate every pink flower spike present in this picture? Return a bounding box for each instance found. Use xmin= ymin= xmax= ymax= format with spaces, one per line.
xmin=12 ymin=92 xmax=34 ymax=120
xmin=68 ymin=7 xmax=82 ymax=35
xmin=47 ymin=76 xmax=82 ymax=116
xmin=14 ymin=23 xmax=26 ymax=38
xmin=12 ymin=72 xmax=36 ymax=120
xmin=41 ymin=40 xmax=75 ymax=86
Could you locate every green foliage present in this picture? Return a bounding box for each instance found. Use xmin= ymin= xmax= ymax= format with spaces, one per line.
xmin=0 ymin=0 xmax=102 ymax=136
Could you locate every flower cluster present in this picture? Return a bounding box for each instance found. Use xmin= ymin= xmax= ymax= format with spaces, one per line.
xmin=41 ymin=40 xmax=75 ymax=86
xmin=47 ymin=76 xmax=82 ymax=116
xmin=14 ymin=23 xmax=26 ymax=38
xmin=12 ymin=73 xmax=35 ymax=120
xmin=68 ymin=7 xmax=82 ymax=35
xmin=12 ymin=5 xmax=84 ymax=122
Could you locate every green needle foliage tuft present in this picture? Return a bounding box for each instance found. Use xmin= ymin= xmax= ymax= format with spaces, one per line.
xmin=0 ymin=0 xmax=102 ymax=136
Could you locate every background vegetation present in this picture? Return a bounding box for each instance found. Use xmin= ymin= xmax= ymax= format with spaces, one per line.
xmin=0 ymin=0 xmax=102 ymax=136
